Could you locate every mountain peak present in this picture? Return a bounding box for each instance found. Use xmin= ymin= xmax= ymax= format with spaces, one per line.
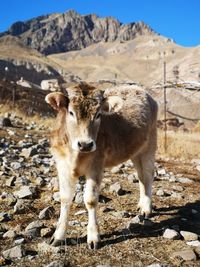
xmin=0 ymin=10 xmax=156 ymax=55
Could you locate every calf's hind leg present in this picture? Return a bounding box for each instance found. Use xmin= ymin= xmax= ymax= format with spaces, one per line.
xmin=132 ymin=152 xmax=155 ymax=218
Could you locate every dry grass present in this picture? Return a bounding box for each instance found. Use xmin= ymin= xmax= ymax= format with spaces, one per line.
xmin=158 ymin=129 xmax=200 ymax=160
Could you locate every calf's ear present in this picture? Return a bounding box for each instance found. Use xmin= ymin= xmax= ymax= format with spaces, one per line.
xmin=45 ymin=92 xmax=69 ymax=111
xmin=102 ymin=96 xmax=123 ymax=113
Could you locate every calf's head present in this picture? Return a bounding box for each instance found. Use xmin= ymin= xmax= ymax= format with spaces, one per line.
xmin=45 ymin=84 xmax=122 ymax=153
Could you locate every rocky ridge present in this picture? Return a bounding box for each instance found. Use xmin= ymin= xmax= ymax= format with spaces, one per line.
xmin=0 ymin=10 xmax=156 ymax=55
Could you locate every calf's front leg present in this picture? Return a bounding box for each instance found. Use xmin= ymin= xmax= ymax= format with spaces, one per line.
xmin=50 ymin=160 xmax=76 ymax=246
xmin=84 ymin=176 xmax=101 ymax=250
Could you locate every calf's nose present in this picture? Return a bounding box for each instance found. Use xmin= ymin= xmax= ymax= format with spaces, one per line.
xmin=78 ymin=141 xmax=94 ymax=152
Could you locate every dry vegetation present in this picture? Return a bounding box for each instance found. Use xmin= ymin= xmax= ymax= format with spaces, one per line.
xmin=158 ymin=130 xmax=200 ymax=160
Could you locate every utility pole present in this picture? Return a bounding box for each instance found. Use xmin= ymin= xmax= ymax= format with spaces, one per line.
xmin=163 ymin=61 xmax=167 ymax=153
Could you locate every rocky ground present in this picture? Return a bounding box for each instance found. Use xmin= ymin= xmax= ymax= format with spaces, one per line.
xmin=0 ymin=115 xmax=200 ymax=267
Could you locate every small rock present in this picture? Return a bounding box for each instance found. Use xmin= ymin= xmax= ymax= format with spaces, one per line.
xmin=109 ymin=182 xmax=124 ymax=196
xmin=171 ymin=192 xmax=183 ymax=199
xmin=172 ymin=185 xmax=184 ymax=192
xmin=5 ymin=176 xmax=16 ymax=187
xmin=156 ymin=189 xmax=165 ymax=196
xmin=127 ymin=215 xmax=143 ymax=229
xmin=15 ymin=176 xmax=31 ymax=186
xmin=74 ymin=191 xmax=84 ymax=204
xmin=127 ymin=173 xmax=137 ymax=183
xmin=3 ymin=230 xmax=16 ymax=239
xmin=20 ymin=147 xmax=38 ymax=158
xmin=172 ymin=249 xmax=196 ymax=261
xmin=74 ymin=210 xmax=87 ymax=216
xmin=14 ymin=199 xmax=31 ymax=214
xmin=96 ymin=265 xmax=111 ymax=267
xmin=157 ymin=168 xmax=166 ymax=176
xmin=196 ymin=165 xmax=200 ymax=172
xmin=3 ymin=245 xmax=25 ymax=259
xmin=111 ymin=165 xmax=122 ymax=174
xmin=41 ymin=227 xmax=54 ymax=237
xmin=176 ymin=177 xmax=193 ymax=184
xmin=10 ymin=162 xmax=21 ymax=170
xmin=147 ymin=264 xmax=168 ymax=267
xmin=25 ymin=220 xmax=44 ymax=237
xmin=14 ymin=237 xmax=25 ymax=245
xmin=36 ymin=177 xmax=45 ymax=186
xmin=187 ymin=240 xmax=200 ymax=247
xmin=14 ymin=186 xmax=36 ymax=199
xmin=38 ymin=242 xmax=63 ymax=254
xmin=47 ymin=261 xmax=65 ymax=267
xmin=0 ymin=212 xmax=11 ymax=222
xmin=53 ymin=192 xmax=60 ymax=202
xmin=192 ymin=209 xmax=198 ymax=214
xmin=180 ymin=231 xmax=198 ymax=241
xmin=39 ymin=206 xmax=55 ymax=220
xmin=163 ymin=228 xmax=180 ymax=240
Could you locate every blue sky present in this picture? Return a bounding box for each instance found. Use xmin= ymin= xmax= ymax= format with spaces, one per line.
xmin=0 ymin=0 xmax=200 ymax=47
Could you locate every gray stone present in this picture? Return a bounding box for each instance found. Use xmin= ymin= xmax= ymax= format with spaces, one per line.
xmin=5 ymin=176 xmax=16 ymax=187
xmin=3 ymin=230 xmax=16 ymax=239
xmin=3 ymin=245 xmax=25 ymax=259
xmin=15 ymin=176 xmax=31 ymax=186
xmin=40 ymin=227 xmax=54 ymax=237
xmin=14 ymin=185 xmax=36 ymax=199
xmin=176 ymin=177 xmax=193 ymax=183
xmin=14 ymin=237 xmax=25 ymax=245
xmin=109 ymin=182 xmax=124 ymax=195
xmin=10 ymin=162 xmax=22 ymax=170
xmin=187 ymin=240 xmax=200 ymax=247
xmin=111 ymin=165 xmax=122 ymax=174
xmin=96 ymin=265 xmax=111 ymax=267
xmin=47 ymin=261 xmax=65 ymax=267
xmin=171 ymin=192 xmax=183 ymax=199
xmin=172 ymin=185 xmax=184 ymax=192
xmin=127 ymin=215 xmax=143 ymax=229
xmin=37 ymin=242 xmax=63 ymax=254
xmin=180 ymin=231 xmax=198 ymax=241
xmin=157 ymin=168 xmax=166 ymax=176
xmin=39 ymin=206 xmax=55 ymax=220
xmin=36 ymin=177 xmax=45 ymax=186
xmin=20 ymin=147 xmax=38 ymax=158
xmin=147 ymin=264 xmax=168 ymax=267
xmin=172 ymin=249 xmax=196 ymax=261
xmin=25 ymin=220 xmax=44 ymax=231
xmin=53 ymin=192 xmax=60 ymax=202
xmin=74 ymin=210 xmax=87 ymax=216
xmin=74 ymin=191 xmax=84 ymax=204
xmin=156 ymin=189 xmax=165 ymax=196
xmin=14 ymin=199 xmax=31 ymax=214
xmin=163 ymin=228 xmax=180 ymax=240
xmin=25 ymin=220 xmax=44 ymax=237
xmin=127 ymin=173 xmax=138 ymax=183
xmin=0 ymin=212 xmax=12 ymax=222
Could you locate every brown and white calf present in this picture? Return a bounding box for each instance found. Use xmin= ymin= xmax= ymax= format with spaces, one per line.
xmin=45 ymin=83 xmax=158 ymax=249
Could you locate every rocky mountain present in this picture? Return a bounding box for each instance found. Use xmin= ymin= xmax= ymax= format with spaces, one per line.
xmin=0 ymin=10 xmax=156 ymax=55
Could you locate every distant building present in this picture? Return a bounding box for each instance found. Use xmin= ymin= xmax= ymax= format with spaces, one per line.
xmin=41 ymin=79 xmax=59 ymax=91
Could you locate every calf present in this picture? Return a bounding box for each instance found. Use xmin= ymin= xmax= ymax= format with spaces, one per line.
xmin=45 ymin=83 xmax=158 ymax=249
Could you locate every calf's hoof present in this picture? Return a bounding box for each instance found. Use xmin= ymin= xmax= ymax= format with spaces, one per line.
xmin=49 ymin=236 xmax=65 ymax=247
xmin=88 ymin=240 xmax=99 ymax=250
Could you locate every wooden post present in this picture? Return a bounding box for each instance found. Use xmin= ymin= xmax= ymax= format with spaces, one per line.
xmin=163 ymin=61 xmax=167 ymax=153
